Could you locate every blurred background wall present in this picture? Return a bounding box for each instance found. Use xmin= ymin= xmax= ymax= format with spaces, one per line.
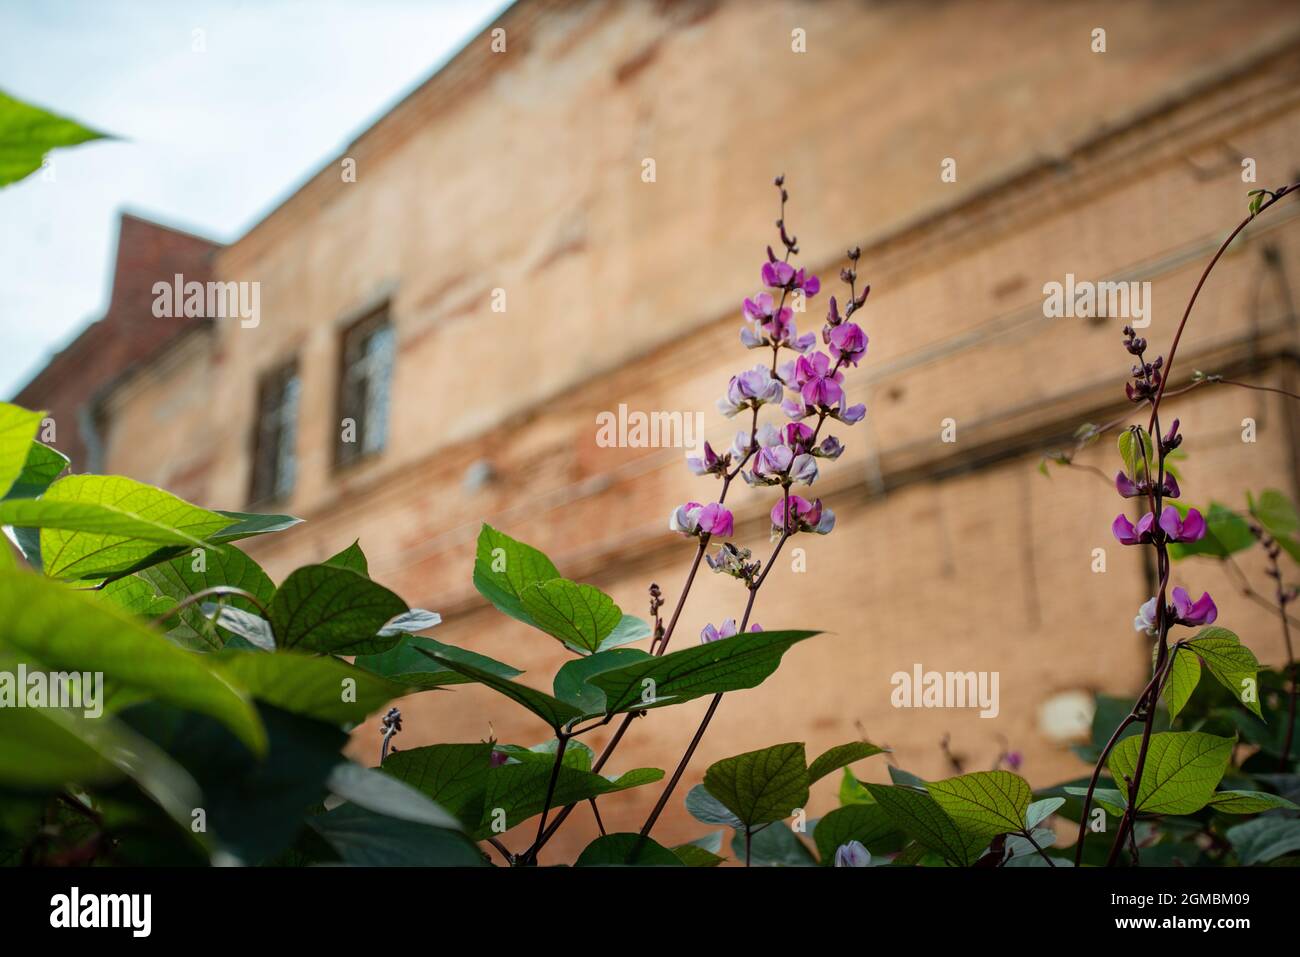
xmin=15 ymin=0 xmax=1300 ymax=859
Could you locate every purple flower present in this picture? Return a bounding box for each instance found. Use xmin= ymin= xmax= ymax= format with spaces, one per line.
xmin=686 ymin=441 xmax=723 ymax=476
xmin=818 ymin=436 xmax=845 ymax=459
xmin=1134 ymin=597 xmax=1158 ymax=634
xmin=834 ymin=841 xmax=871 ymax=867
xmin=1171 ymin=586 xmax=1217 ymax=626
xmin=1114 ymin=471 xmax=1180 ymax=499
xmin=771 ymin=495 xmax=835 ymax=536
xmin=1159 ymin=505 xmax=1206 ymax=543
xmin=670 ymin=501 xmax=704 ymax=536
xmin=829 ymin=396 xmax=866 ymax=424
xmin=489 ymin=749 xmax=509 ymax=768
xmin=828 ymin=322 xmax=868 ymax=366
xmin=1112 ymin=511 xmax=1156 ymax=545
xmin=718 ymin=365 xmax=784 ymax=417
xmin=743 ymin=292 xmax=776 ymax=322
xmin=790 ymin=453 xmax=818 ymax=485
xmin=797 ymin=271 xmax=820 ymax=297
xmin=784 ymin=422 xmax=815 ymax=453
xmin=762 ymin=260 xmax=796 ymax=289
xmin=700 ymin=619 xmax=763 ymax=643
xmin=1004 ymin=751 xmax=1023 ymax=772
xmin=1136 ymin=587 xmax=1217 ymax=632
xmin=697 ymin=502 xmax=734 ymax=537
xmin=670 ymin=501 xmax=733 ymax=537
xmin=792 ymin=352 xmax=845 ymax=407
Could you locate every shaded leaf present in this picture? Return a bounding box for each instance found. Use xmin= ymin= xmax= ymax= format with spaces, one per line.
xmin=1107 ymin=731 xmax=1234 ymax=815
xmin=703 ymin=743 xmax=809 ymax=829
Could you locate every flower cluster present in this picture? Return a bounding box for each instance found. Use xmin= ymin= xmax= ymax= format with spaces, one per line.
xmin=1111 ymin=325 xmax=1216 ymax=638
xmin=700 ymin=619 xmax=763 ymax=644
xmin=669 ymin=177 xmax=868 ymax=561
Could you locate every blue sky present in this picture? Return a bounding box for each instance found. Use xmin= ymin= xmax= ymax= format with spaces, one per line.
xmin=0 ymin=0 xmax=511 ymax=397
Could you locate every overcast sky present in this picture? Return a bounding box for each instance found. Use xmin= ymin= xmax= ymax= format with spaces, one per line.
xmin=0 ymin=0 xmax=510 ymax=397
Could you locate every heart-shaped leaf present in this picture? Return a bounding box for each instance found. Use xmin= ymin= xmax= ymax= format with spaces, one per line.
xmin=927 ymin=770 xmax=1032 ymax=839
xmin=269 ymin=564 xmax=407 ymax=655
xmin=703 ymin=743 xmax=809 ymax=829
xmin=587 ymin=629 xmax=822 ymax=715
xmin=1107 ymin=731 xmax=1234 ymax=815
xmin=520 ymin=578 xmax=622 ymax=654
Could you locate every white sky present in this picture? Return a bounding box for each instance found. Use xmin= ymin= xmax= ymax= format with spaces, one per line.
xmin=0 ymin=0 xmax=511 ymax=397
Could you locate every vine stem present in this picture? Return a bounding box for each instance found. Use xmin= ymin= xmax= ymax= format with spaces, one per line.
xmin=637 ymin=516 xmax=793 ymax=839
xmin=1074 ymin=184 xmax=1298 ymax=867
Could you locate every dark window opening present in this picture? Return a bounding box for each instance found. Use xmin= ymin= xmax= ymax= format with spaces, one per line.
xmin=335 ymin=308 xmax=394 ymax=469
xmin=249 ymin=360 xmax=300 ymax=504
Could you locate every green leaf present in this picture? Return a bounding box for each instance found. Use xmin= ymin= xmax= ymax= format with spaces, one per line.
xmin=472 ymin=523 xmax=560 ymax=628
xmin=520 ymin=578 xmax=622 ymax=654
xmin=324 ymin=540 xmax=368 ymax=576
xmin=926 ymin=770 xmax=1032 ymax=839
xmin=381 ymin=743 xmax=494 ymax=827
xmin=495 ymin=738 xmax=595 ymax=771
xmin=1025 ymin=797 xmax=1066 ymax=829
xmin=575 ymin=833 xmax=684 ymax=866
xmin=703 ymin=743 xmax=809 ymax=829
xmin=475 ymin=762 xmax=662 ymax=839
xmin=211 ymin=510 xmax=302 ymax=541
xmin=0 ymin=570 xmax=264 ymax=754
xmin=324 ymin=761 xmax=461 ymax=829
xmin=1206 ymin=790 xmax=1300 ymax=814
xmin=839 ymin=768 xmax=873 ymax=805
xmin=0 ymin=694 xmax=204 ymax=833
xmin=98 ymin=575 xmax=176 ymax=619
xmin=1169 ymin=502 xmax=1254 ymax=560
xmin=813 ymin=803 xmax=901 ymax=863
xmin=355 ymin=635 xmax=521 ymax=690
xmin=307 ymin=804 xmax=485 ymax=866
xmin=864 ymin=783 xmax=987 ymax=867
xmin=205 ymin=607 xmax=275 ymax=651
xmin=0 ymin=404 xmax=55 ymax=496
xmin=672 ymin=840 xmax=727 ymax=867
xmin=6 ymin=440 xmax=68 ymax=500
xmin=83 ymin=509 xmax=302 ymax=584
xmin=211 ymin=651 xmax=409 ymax=725
xmin=1252 ymin=489 xmax=1299 ymax=538
xmin=684 ymin=783 xmax=743 ymax=829
xmin=808 ymin=741 xmax=888 ymax=785
xmin=5 ymin=475 xmax=236 ymax=580
xmin=1227 ymin=816 xmax=1300 ymax=864
xmin=596 ymin=614 xmax=653 ymax=652
xmin=139 ymin=545 xmax=276 ymax=651
xmin=269 ymin=564 xmax=407 ymax=655
xmin=1107 ymin=731 xmax=1234 ymax=815
xmin=1063 ymin=785 xmax=1127 ymax=817
xmin=672 ymin=831 xmax=727 ymax=865
xmin=0 ymin=89 xmax=107 ymax=187
xmin=730 ymin=819 xmax=817 ymax=866
xmin=414 ymin=647 xmax=583 ymax=730
xmin=553 ymin=647 xmax=651 ymax=713
xmin=1117 ymin=428 xmax=1153 ymax=480
xmin=1185 ymin=627 xmax=1262 ymax=718
xmin=588 ymin=629 xmax=822 ymax=715
xmin=1164 ymin=645 xmax=1201 ymax=721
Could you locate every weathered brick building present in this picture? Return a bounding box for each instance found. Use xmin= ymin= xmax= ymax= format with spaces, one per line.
xmin=13 ymin=214 xmax=218 ymax=479
xmin=21 ymin=1 xmax=1300 ymax=858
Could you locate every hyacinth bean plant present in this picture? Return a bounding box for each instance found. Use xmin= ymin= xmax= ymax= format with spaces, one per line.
xmin=2 ymin=154 xmax=1300 ymax=866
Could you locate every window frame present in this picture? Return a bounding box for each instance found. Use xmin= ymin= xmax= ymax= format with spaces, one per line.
xmin=333 ymin=305 xmax=395 ymax=471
